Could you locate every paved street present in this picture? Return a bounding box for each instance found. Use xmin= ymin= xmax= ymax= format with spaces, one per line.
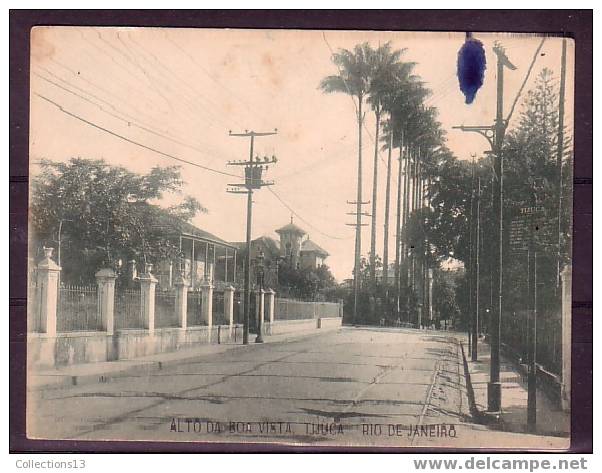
xmin=27 ymin=327 xmax=565 ymax=448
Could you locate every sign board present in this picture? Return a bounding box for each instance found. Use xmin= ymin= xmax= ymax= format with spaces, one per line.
xmin=509 ymin=206 xmax=554 ymax=253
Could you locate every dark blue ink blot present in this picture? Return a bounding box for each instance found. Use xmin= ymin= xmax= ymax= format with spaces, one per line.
xmin=457 ymin=37 xmax=486 ymax=104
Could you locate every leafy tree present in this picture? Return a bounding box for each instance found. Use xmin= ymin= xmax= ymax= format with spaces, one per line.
xmin=414 ymin=68 xmax=572 ymax=328
xmin=30 ymin=158 xmax=204 ymax=284
xmin=276 ymin=261 xmax=337 ymax=301
xmin=432 ymin=270 xmax=460 ymax=327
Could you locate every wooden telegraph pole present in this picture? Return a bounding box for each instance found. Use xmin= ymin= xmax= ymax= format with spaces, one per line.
xmin=453 ymin=42 xmax=516 ymax=412
xmin=472 ymin=176 xmax=481 ymax=362
xmin=227 ymin=129 xmax=277 ymax=345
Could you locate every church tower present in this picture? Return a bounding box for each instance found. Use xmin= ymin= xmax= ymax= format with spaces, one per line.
xmin=275 ymin=216 xmax=306 ymax=268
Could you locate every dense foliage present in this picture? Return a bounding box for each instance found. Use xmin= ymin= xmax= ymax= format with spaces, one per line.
xmin=30 ymin=158 xmax=204 ymax=284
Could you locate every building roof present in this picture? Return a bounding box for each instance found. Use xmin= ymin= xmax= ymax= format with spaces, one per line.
xmin=138 ymin=203 xmax=237 ymax=250
xmin=232 ymin=236 xmax=281 ymax=256
xmin=275 ymin=217 xmax=306 ymax=236
xmin=300 ymin=239 xmax=329 ymax=257
xmin=178 ymin=221 xmax=238 ymax=249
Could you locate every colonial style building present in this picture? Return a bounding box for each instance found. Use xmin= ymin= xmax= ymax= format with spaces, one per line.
xmin=233 ymin=217 xmax=330 ymax=284
xmin=274 ymin=217 xmax=329 ymax=270
xmin=153 ymin=220 xmax=238 ymax=290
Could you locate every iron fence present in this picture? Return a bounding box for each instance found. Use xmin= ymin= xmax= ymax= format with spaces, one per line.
xmin=155 ymin=289 xmax=178 ymax=328
xmin=233 ymin=291 xmax=243 ymax=325
xmin=274 ymin=298 xmax=341 ymax=321
xmin=501 ymin=309 xmax=562 ymax=376
xmin=213 ymin=291 xmax=227 ymax=325
xmin=115 ymin=287 xmax=143 ymax=329
xmin=57 ymin=284 xmax=101 ymax=332
xmin=187 ymin=289 xmax=204 ymax=326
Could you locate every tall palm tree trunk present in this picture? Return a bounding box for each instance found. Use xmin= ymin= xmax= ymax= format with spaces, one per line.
xmin=394 ymin=137 xmax=404 ymax=318
xmin=382 ymin=128 xmax=393 ymax=288
xmin=401 ymin=142 xmax=411 ymax=320
xmin=353 ymin=97 xmax=363 ymax=323
xmin=369 ymin=111 xmax=381 ymax=288
xmin=402 ymin=142 xmax=411 ymax=263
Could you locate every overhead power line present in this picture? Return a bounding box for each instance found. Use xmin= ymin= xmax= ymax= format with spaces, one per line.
xmin=268 ymin=187 xmax=352 ymax=241
xmin=34 ymin=93 xmax=241 ymax=179
xmin=33 ymin=70 xmax=234 ymax=164
xmin=34 ymin=92 xmax=345 ymax=244
xmin=505 ymin=37 xmax=547 ymax=125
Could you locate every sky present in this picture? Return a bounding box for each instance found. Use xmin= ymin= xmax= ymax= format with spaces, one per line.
xmin=29 ymin=27 xmax=574 ymax=280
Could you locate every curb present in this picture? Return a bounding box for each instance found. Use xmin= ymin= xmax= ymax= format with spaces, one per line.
xmin=459 ymin=341 xmax=501 ymax=426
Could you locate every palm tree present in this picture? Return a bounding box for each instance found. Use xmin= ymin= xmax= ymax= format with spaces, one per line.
xmin=401 ymin=105 xmax=444 ymax=326
xmin=320 ymin=43 xmax=371 ymax=321
xmin=378 ymin=80 xmax=435 ymax=320
xmin=366 ymin=43 xmax=415 ymax=289
xmin=379 ymin=72 xmax=420 ymax=289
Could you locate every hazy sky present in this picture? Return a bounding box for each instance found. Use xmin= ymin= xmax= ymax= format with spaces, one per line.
xmin=29 ymin=27 xmax=574 ymax=280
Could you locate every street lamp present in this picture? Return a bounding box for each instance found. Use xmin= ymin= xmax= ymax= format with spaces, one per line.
xmin=254 ymin=249 xmax=265 ymax=343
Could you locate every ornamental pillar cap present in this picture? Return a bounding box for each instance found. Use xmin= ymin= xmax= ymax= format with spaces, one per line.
xmin=223 ymin=285 xmax=236 ymax=291
xmin=174 ymin=275 xmax=190 ymax=287
xmin=95 ymin=268 xmax=117 ymax=279
xmin=138 ymin=272 xmax=158 ymax=283
xmin=38 ymin=247 xmax=61 ymax=271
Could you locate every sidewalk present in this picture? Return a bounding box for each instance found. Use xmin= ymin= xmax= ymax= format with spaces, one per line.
xmin=28 ymin=327 xmax=341 ymax=391
xmin=462 ymin=336 xmax=569 ymax=438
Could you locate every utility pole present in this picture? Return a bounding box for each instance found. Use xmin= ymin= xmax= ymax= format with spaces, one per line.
xmin=468 ymin=156 xmax=476 ymax=355
xmin=227 ymin=129 xmax=277 ymax=345
xmin=472 ymin=176 xmax=481 ymax=362
xmin=489 ymin=44 xmax=515 ymax=412
xmin=453 ymin=42 xmax=515 ymax=412
xmin=346 ymin=199 xmax=370 ymax=323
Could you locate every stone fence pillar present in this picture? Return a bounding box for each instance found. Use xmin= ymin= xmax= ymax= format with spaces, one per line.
xmin=223 ymin=285 xmax=235 ymax=338
xmin=139 ymin=264 xmax=158 ymax=334
xmin=95 ymin=268 xmax=117 ymax=335
xmin=36 ymin=247 xmax=61 ymax=336
xmin=266 ymin=289 xmax=275 ymax=325
xmin=561 ymin=264 xmax=572 ymax=411
xmin=201 ymin=281 xmax=214 ymax=328
xmin=174 ymin=276 xmax=189 ymax=329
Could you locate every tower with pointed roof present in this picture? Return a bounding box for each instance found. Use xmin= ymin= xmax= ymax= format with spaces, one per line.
xmin=275 ymin=216 xmax=306 ymax=268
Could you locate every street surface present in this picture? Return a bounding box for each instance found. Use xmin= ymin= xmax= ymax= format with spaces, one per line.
xmin=27 ymin=327 xmax=565 ymax=448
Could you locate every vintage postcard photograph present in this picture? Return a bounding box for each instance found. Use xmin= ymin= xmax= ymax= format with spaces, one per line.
xmin=25 ymin=26 xmax=574 ymax=450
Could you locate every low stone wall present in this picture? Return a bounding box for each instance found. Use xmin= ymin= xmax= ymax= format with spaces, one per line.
xmin=266 ymin=317 xmax=343 ymax=335
xmin=28 ymin=331 xmax=110 ymax=369
xmin=266 ymin=318 xmax=317 ymax=335
xmin=28 ymin=325 xmax=240 ymax=369
xmin=28 ymin=318 xmax=342 ymax=369
xmin=317 ymin=317 xmax=343 ymax=329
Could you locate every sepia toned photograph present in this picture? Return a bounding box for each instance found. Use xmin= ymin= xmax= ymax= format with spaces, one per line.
xmin=24 ymin=25 xmax=575 ymax=450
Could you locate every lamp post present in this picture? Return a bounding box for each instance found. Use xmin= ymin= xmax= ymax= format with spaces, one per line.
xmin=255 ymin=249 xmax=265 ymax=343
